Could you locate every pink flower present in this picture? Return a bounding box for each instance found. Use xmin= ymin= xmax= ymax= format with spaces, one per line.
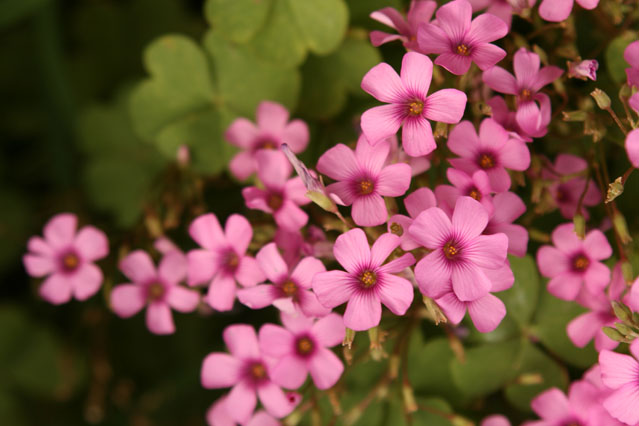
xmin=417 ymin=0 xmax=508 ymax=75
xmin=435 ymin=168 xmax=494 ymax=216
xmin=388 ymin=187 xmax=438 ymax=251
xmin=626 ymin=129 xmax=639 ymax=168
xmin=316 ymin=136 xmax=411 ymax=227
xmin=206 ymin=396 xmax=280 ymax=426
xmin=110 ymin=250 xmax=200 ymax=335
xmin=369 ymin=0 xmax=437 ymax=51
xmin=201 ymin=325 xmax=300 ymax=423
xmin=187 ymin=213 xmax=265 ymax=311
xmin=225 ymin=101 xmax=309 ymax=181
xmin=485 ymin=192 xmax=528 ymax=257
xmin=360 ymin=52 xmax=467 ymax=157
xmin=626 ymin=41 xmax=639 ymax=88
xmin=242 ymin=151 xmax=310 ymax=231
xmin=237 ymin=243 xmax=330 ymax=318
xmin=536 ymin=223 xmax=612 ymax=301
xmin=312 ymin=229 xmax=416 ymax=331
xmin=599 ymin=340 xmax=639 ymax=425
xmin=630 ymin=92 xmax=639 ymax=114
xmin=259 ymin=313 xmax=345 ymax=390
xmin=481 ymin=414 xmax=511 ymax=426
xmin=385 ymin=134 xmax=431 ymax=176
xmin=567 ymin=59 xmax=599 ymax=81
xmin=447 ymin=118 xmax=530 ymax=192
xmin=410 ymin=196 xmax=509 ymax=302
xmin=486 ymin=96 xmax=537 ymax=141
xmin=538 ymin=0 xmax=600 ymax=22
xmin=541 ymin=154 xmax=600 ymax=220
xmin=23 ymin=213 xmax=108 ymax=304
xmin=483 ymin=48 xmax=563 ymax=137
xmin=468 ymin=0 xmax=535 ymax=28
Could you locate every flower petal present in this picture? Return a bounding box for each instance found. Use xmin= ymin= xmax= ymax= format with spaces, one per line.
xmin=452 ymin=196 xmax=489 ymax=239
xmin=312 ymin=271 xmax=358 ymax=309
xmin=110 ymin=284 xmax=146 ymax=317
xmin=39 ymin=273 xmax=72 ymax=304
xmin=547 ymin=272 xmax=582 ymax=301
xmin=471 ymin=43 xmax=506 ymax=71
xmin=256 ymin=101 xmax=290 ymax=134
xmin=312 ymin=313 xmax=345 ymax=347
xmin=530 ymin=388 xmax=570 ymax=420
xmin=435 ymin=0 xmax=472 ymax=40
xmin=603 ymin=384 xmax=639 ymax=425
xmin=119 ymin=250 xmax=157 ymax=284
xmin=625 ymin=129 xmax=639 ymax=168
xmin=158 ymin=251 xmax=187 ymax=285
xmin=402 ymin=117 xmax=436 ymax=157
xmin=333 ymin=228 xmax=371 ymax=273
xmin=186 ymin=249 xmax=219 ymax=286
xmin=451 ymin=262 xmax=492 ymax=302
xmin=435 ymin=290 xmax=466 ymax=324
xmin=282 ymin=120 xmax=309 ymax=152
xmin=567 ymin=312 xmax=602 ymax=348
xmin=258 ymin=382 xmax=295 ymax=419
xmin=351 ymin=195 xmax=388 ymax=227
xmin=361 ymin=104 xmax=405 ymax=146
xmin=225 ymin=214 xmax=253 ymax=256
xmin=405 ymin=187 xmax=437 ymax=218
xmin=237 ymin=285 xmax=278 ymax=310
xmin=482 ymin=66 xmax=518 ymax=95
xmin=257 ymin=243 xmax=288 ymax=284
xmin=74 ymin=226 xmax=109 ymax=262
xmin=434 ymin=52 xmax=472 ymax=76
xmin=316 ymin=144 xmax=359 ymax=181
xmin=146 ymin=302 xmax=175 ymax=335
xmin=189 ymin=213 xmax=226 ymax=250
xmin=400 ymin=52 xmax=433 ymax=98
xmin=379 ymin=253 xmax=416 ymax=274
xmin=224 ymin=324 xmax=260 ymax=359
xmin=467 ymin=13 xmax=507 ymax=44
xmin=70 ymin=263 xmax=103 ymax=301
xmin=467 ymin=293 xmax=506 ymax=332
xmin=206 ymin=273 xmax=237 ymax=311
xmin=538 ymin=0 xmax=574 ymax=22
xmin=343 ymin=291 xmax=382 ymax=331
xmin=417 ymin=23 xmax=450 ymax=54
xmin=290 ymin=257 xmax=326 ymax=289
xmin=414 ymin=251 xmax=452 ymax=299
xmin=201 ymin=353 xmax=242 ymax=388
xmin=377 ymin=273 xmax=414 ymax=315
xmin=225 ymin=118 xmax=259 ymax=148
xmin=259 ymin=323 xmax=294 ymax=358
xmin=43 ymin=213 xmax=77 ymax=249
xmin=370 ymin=233 xmax=401 ymax=268
xmin=309 ymin=348 xmax=343 ymax=390
xmin=356 ymin=135 xmax=390 ymax=176
xmin=227 ymin=380 xmax=257 ymax=424
xmin=270 ymin=355 xmax=308 ymax=389
xmin=166 ymin=286 xmax=200 ymax=313
xmin=409 ymin=207 xmax=452 ymax=249
xmin=425 ymin=89 xmax=467 ymax=123
xmin=583 ymin=230 xmax=612 ymax=260
xmin=360 ymin=62 xmax=406 ymax=104
xmin=235 ymin=256 xmax=265 ymax=288
xmin=464 ymin=234 xmax=508 ymax=269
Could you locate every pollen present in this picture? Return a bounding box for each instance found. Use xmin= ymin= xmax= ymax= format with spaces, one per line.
xmin=456 ymin=44 xmax=470 ymax=56
xmin=224 ymin=251 xmax=240 ymax=270
xmin=358 ymin=179 xmax=375 ymax=195
xmin=260 ymin=140 xmax=277 ymax=150
xmin=390 ymin=222 xmax=404 ymax=236
xmin=359 ymin=270 xmax=377 ymax=288
xmin=267 ymin=193 xmax=284 ymax=211
xmin=296 ymin=337 xmax=314 ymax=356
xmin=443 ymin=241 xmax=460 ymax=259
xmin=520 ymin=88 xmax=533 ymax=101
xmin=479 ymin=153 xmax=495 ymax=170
xmin=62 ymin=253 xmax=79 ymax=271
xmin=408 ymin=100 xmax=424 ymax=116
xmin=468 ymin=188 xmax=482 ymax=201
xmin=147 ymin=282 xmax=165 ymax=301
xmin=281 ymin=280 xmax=298 ymax=297
xmin=249 ymin=362 xmax=267 ymax=381
xmin=572 ymin=254 xmax=590 ymax=272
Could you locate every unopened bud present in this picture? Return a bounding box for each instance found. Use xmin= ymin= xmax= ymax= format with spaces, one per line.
xmin=423 ymin=296 xmax=447 ymax=325
xmin=434 ymin=121 xmax=448 ymax=139
xmin=368 ymin=327 xmax=386 ymax=361
xmin=591 ymin=88 xmax=611 ymax=110
xmin=620 ymin=84 xmax=632 ymax=99
xmin=603 ymin=326 xmax=626 ymax=342
xmin=615 ymin=323 xmax=635 ymax=337
xmin=451 ymin=416 xmax=474 ymax=426
xmin=343 ymin=328 xmax=355 ymax=349
xmin=517 ymin=373 xmax=543 ymax=385
xmin=176 ymin=144 xmax=190 ymax=167
xmin=567 ymin=59 xmax=598 ymax=81
xmin=613 ymin=211 xmax=632 ymax=244
xmin=622 ymin=261 xmax=634 ymax=285
xmin=573 ymin=213 xmax=586 ymax=239
xmin=402 ymin=383 xmax=418 ymax=413
xmin=562 ymin=110 xmax=587 ymax=121
xmin=612 ymin=301 xmax=632 ymax=323
xmin=606 ymin=177 xmax=624 ymax=203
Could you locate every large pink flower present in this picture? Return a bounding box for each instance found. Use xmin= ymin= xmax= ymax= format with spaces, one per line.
xmin=110 ymin=250 xmax=200 ymax=335
xmin=417 ymin=0 xmax=508 ymax=75
xmin=538 ymin=0 xmax=600 ymax=22
xmin=23 ymin=213 xmax=108 ymax=304
xmin=410 ymin=196 xmax=509 ymax=302
xmin=259 ymin=313 xmax=345 ymax=390
xmin=186 ymin=213 xmax=264 ymax=311
xmin=201 ymin=325 xmax=300 ymax=423
xmin=316 ymin=135 xmax=411 ymax=227
xmin=536 ymin=224 xmax=612 ymax=301
xmin=242 ymin=150 xmax=310 ymax=232
xmin=388 ymin=187 xmax=438 ymax=251
xmin=312 ymin=229 xmax=416 ymax=331
xmin=369 ymin=0 xmax=437 ymax=51
xmin=626 ymin=128 xmax=639 ymax=168
xmin=361 ymin=52 xmax=467 ymax=157
xmin=599 ymin=340 xmax=639 ymax=425
xmin=625 ymin=41 xmax=639 ymax=88
xmin=237 ymin=243 xmax=330 ymax=318
xmin=447 ymin=119 xmax=530 ymax=192
xmin=483 ymin=48 xmax=563 ymax=137
xmin=225 ymin=101 xmax=309 ymax=180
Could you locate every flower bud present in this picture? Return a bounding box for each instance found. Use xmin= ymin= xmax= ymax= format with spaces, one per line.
xmin=613 ymin=211 xmax=632 ymax=244
xmin=567 ymin=59 xmax=598 ymax=81
xmin=573 ymin=213 xmax=586 ymax=240
xmin=402 ymin=383 xmax=418 ymax=413
xmin=606 ymin=177 xmax=624 ymax=203
xmin=562 ymin=110 xmax=587 ymax=122
xmin=591 ymin=88 xmax=611 ymax=110
xmin=612 ymin=301 xmax=632 ymax=323
xmin=342 ymin=328 xmax=355 ymax=349
xmin=602 ymin=326 xmax=626 ymax=342
xmin=176 ymin=144 xmax=190 ymax=167
xmin=615 ymin=323 xmax=635 ymax=338
xmin=622 ymin=261 xmax=634 ymax=285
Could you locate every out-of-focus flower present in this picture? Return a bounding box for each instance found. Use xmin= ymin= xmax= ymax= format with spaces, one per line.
xmin=388 ymin=187 xmax=437 ymax=251
xmin=312 ymin=229 xmax=415 ymax=331
xmin=599 ymin=340 xmax=639 ymax=425
xmin=417 ymin=0 xmax=508 ymax=75
xmin=625 ymin=41 xmax=639 ymax=88
xmin=567 ymin=59 xmax=599 ymax=81
xmin=259 ymin=313 xmax=345 ymax=390
xmin=187 ymin=213 xmax=264 ymax=311
xmin=110 ymin=250 xmax=199 ymax=335
xmin=369 ymin=0 xmax=437 ymax=52
xmin=361 ymin=52 xmax=467 ymax=157
xmin=625 ymin=128 xmax=639 ymax=168
xmin=481 ymin=414 xmax=511 ymax=426
xmin=23 ymin=213 xmax=108 ymax=304
xmin=225 ymin=101 xmax=309 ymax=181
xmin=206 ymin=396 xmax=280 ymax=426
xmin=538 ymin=0 xmax=600 ymax=22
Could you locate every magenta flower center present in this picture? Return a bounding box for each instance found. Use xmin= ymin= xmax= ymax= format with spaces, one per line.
xmin=295 ymin=336 xmax=315 ymax=357
xmin=147 ymin=282 xmax=165 ymax=302
xmin=520 ymin=88 xmax=533 ymax=101
xmin=468 ymin=187 xmax=482 ymax=201
xmin=478 ymin=153 xmax=496 ymax=170
xmin=258 ymin=140 xmax=277 ymax=150
xmin=443 ymin=241 xmax=460 ymax=260
xmin=572 ymin=254 xmax=590 ymax=272
xmin=456 ymin=44 xmax=470 ymax=56
xmin=281 ymin=280 xmax=298 ymax=297
xmin=407 ymin=100 xmax=424 ymax=116
xmin=358 ymin=179 xmax=375 ymax=195
xmin=267 ymin=193 xmax=284 ymax=211
xmin=555 ymin=186 xmax=570 ymax=202
xmin=61 ymin=252 xmax=80 ymax=272
xmin=390 ymin=222 xmax=404 ymax=236
xmin=248 ymin=361 xmax=267 ymax=382
xmin=359 ymin=270 xmax=377 ymax=288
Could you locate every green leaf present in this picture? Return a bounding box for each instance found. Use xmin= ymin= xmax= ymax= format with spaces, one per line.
xmin=204 ymin=0 xmax=270 ymax=43
xmin=0 ymin=390 xmax=25 ymax=426
xmin=10 ymin=327 xmax=62 ymax=396
xmin=0 ymin=0 xmax=49 ymax=30
xmin=413 ymin=397 xmax=454 ymax=426
xmin=348 ymin=0 xmax=403 ymax=27
xmin=500 ymin=255 xmax=541 ymax=327
xmin=0 ymin=189 xmax=30 ymax=273
xmin=532 ymin=288 xmax=598 ymax=368
xmin=286 ymin=0 xmax=348 ymax=55
xmin=450 ymin=340 xmax=522 ymax=400
xmin=606 ymin=31 xmax=638 ymax=85
xmin=504 ymin=342 xmax=568 ymax=412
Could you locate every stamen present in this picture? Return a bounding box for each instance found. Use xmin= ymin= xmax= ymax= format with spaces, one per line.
xmin=224 ymin=251 xmax=240 ymax=270
xmin=249 ymin=362 xmax=267 ymax=381
xmin=443 ymin=241 xmax=460 ymax=260
xmin=407 ymin=101 xmax=424 ymax=116
xmin=267 ymin=193 xmax=284 ymax=211
xmin=468 ymin=188 xmax=482 ymax=201
xmin=359 ymin=270 xmax=377 ymax=288
xmin=281 ymin=280 xmax=298 ymax=297
xmin=456 ymin=44 xmax=470 ymax=56
xmin=296 ymin=337 xmax=314 ymax=356
xmin=358 ymin=179 xmax=375 ymax=195
xmin=390 ymin=222 xmax=404 ymax=236
xmin=572 ymin=254 xmax=590 ymax=272
xmin=520 ymin=88 xmax=533 ymax=101
xmin=478 ymin=153 xmax=495 ymax=170
xmin=147 ymin=282 xmax=165 ymax=301
xmin=62 ymin=253 xmax=79 ymax=271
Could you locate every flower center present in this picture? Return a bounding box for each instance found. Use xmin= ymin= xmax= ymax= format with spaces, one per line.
xmin=407 ymin=100 xmax=424 ymax=116
xmin=295 ymin=336 xmax=314 ymax=356
xmin=468 ymin=187 xmax=482 ymax=201
xmin=258 ymin=139 xmax=277 ymax=150
xmin=249 ymin=362 xmax=267 ymax=381
xmin=267 ymin=193 xmax=284 ymax=211
xmin=281 ymin=280 xmax=298 ymax=297
xmin=358 ymin=179 xmax=375 ymax=195
xmin=61 ymin=253 xmax=80 ymax=272
xmin=443 ymin=241 xmax=460 ymax=260
xmin=478 ymin=153 xmax=496 ymax=170
xmin=520 ymin=88 xmax=533 ymax=101
xmin=555 ymin=186 xmax=570 ymax=202
xmin=147 ymin=282 xmax=165 ymax=302
xmin=224 ymin=251 xmax=240 ymax=271
xmin=456 ymin=44 xmax=470 ymax=56
xmin=359 ymin=270 xmax=377 ymax=288
xmin=390 ymin=222 xmax=404 ymax=236
xmin=572 ymin=254 xmax=590 ymax=272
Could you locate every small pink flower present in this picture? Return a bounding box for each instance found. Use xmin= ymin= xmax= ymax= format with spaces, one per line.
xmin=225 ymin=101 xmax=309 ymax=181
xmin=447 ymin=118 xmax=530 ymax=192
xmin=110 ymin=250 xmax=200 ymax=335
xmin=361 ymin=52 xmax=467 ymax=157
xmin=410 ymin=196 xmax=509 ymax=302
xmin=317 ymin=136 xmax=411 ymax=227
xmin=626 ymin=41 xmax=639 ymax=88
xmin=207 ymin=396 xmax=280 ymax=426
xmin=388 ymin=187 xmax=438 ymax=251
xmin=237 ymin=243 xmax=330 ymax=318
xmin=369 ymin=0 xmax=437 ymax=51
xmin=538 ymin=0 xmax=600 ymax=22
xmin=385 ymin=134 xmax=431 ymax=176
xmin=187 ymin=213 xmax=265 ymax=311
xmin=201 ymin=325 xmax=300 ymax=423
xmin=481 ymin=414 xmax=511 ymax=426
xmin=312 ymin=229 xmax=416 ymax=331
xmin=625 ymin=128 xmax=639 ymax=168
xmin=599 ymin=340 xmax=639 ymax=425
xmin=536 ymin=223 xmax=612 ymax=301
xmin=242 ymin=150 xmax=310 ymax=232
xmin=483 ymin=48 xmax=563 ymax=137
xmin=486 ymin=96 xmax=536 ymax=142
xmin=568 ymin=59 xmax=599 ymax=81
xmin=23 ymin=213 xmax=108 ymax=304
xmin=541 ymin=154 xmax=600 ymax=220
xmin=485 ymin=192 xmax=529 ymax=257
xmin=435 ymin=168 xmax=494 ymax=216
xmin=259 ymin=313 xmax=345 ymax=390
xmin=418 ymin=0 xmax=508 ymax=75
